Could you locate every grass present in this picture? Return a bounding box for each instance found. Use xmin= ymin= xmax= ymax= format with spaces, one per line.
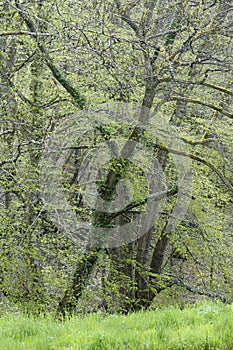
xmin=0 ymin=301 xmax=232 ymax=349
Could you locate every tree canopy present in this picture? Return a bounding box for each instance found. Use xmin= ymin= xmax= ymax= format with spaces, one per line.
xmin=0 ymin=0 xmax=232 ymax=314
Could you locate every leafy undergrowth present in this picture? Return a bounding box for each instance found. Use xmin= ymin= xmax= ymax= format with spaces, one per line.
xmin=0 ymin=302 xmax=232 ymax=350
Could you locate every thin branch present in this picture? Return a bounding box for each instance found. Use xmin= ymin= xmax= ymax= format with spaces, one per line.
xmin=96 ymin=184 xmax=178 ymax=226
xmin=0 ymin=144 xmax=22 ymax=167
xmin=6 ymin=76 xmax=67 ymax=108
xmin=201 ymin=82 xmax=233 ymax=96
xmin=2 ymin=51 xmax=65 ymax=109
xmin=0 ymin=130 xmax=14 ymax=137
xmin=165 ymin=273 xmax=228 ymax=303
xmin=14 ymin=0 xmax=85 ymax=108
xmin=156 ymin=141 xmax=233 ymax=193
xmin=182 ymin=136 xmax=233 ymax=173
xmin=6 ymin=76 xmax=37 ymax=107
xmin=113 ymin=0 xmax=139 ymax=35
xmin=181 ymin=137 xmax=216 ymax=146
xmin=171 ymin=95 xmax=233 ymax=120
xmin=171 ymin=79 xmax=233 ymax=97
xmin=8 ymin=51 xmax=37 ymax=76
xmin=140 ymin=0 xmax=162 ymax=35
xmin=0 ymin=31 xmax=55 ymax=37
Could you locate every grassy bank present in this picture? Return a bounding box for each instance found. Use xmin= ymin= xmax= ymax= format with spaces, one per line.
xmin=0 ymin=301 xmax=232 ymax=349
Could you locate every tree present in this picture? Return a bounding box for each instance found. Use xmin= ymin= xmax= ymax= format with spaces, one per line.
xmin=0 ymin=0 xmax=232 ymax=314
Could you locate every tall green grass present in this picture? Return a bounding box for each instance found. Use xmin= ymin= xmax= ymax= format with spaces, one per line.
xmin=0 ymin=301 xmax=232 ymax=349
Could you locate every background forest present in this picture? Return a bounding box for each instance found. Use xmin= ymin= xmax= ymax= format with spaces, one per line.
xmin=0 ymin=0 xmax=232 ymax=316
